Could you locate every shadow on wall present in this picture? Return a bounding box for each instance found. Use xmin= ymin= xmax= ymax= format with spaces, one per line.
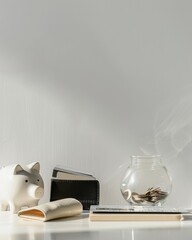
xmin=141 ymin=85 xmax=192 ymax=207
xmin=155 ymin=90 xmax=192 ymax=161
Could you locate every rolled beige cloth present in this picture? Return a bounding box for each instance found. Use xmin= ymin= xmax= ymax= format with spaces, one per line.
xmin=18 ymin=198 xmax=83 ymax=221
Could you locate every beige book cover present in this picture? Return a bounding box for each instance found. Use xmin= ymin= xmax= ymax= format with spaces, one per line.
xmin=18 ymin=198 xmax=83 ymax=222
xmin=89 ymin=212 xmax=183 ymax=221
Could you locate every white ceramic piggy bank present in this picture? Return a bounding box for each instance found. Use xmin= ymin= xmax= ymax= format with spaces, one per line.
xmin=0 ymin=162 xmax=44 ymax=213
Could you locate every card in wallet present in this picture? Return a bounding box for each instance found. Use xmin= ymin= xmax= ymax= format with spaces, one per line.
xmin=52 ymin=165 xmax=96 ymax=180
xmin=50 ymin=179 xmax=100 ymax=210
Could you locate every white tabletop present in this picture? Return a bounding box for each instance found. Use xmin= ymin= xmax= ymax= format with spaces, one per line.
xmin=0 ymin=211 xmax=192 ymax=240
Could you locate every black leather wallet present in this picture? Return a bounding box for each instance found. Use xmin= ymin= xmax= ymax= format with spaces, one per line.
xmin=50 ymin=179 xmax=100 ymax=210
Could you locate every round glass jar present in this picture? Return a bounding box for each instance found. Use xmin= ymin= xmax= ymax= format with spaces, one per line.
xmin=120 ymin=155 xmax=172 ymax=206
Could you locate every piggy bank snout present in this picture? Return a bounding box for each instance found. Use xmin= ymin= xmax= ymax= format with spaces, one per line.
xmin=28 ymin=185 xmax=44 ymax=199
xmin=34 ymin=186 xmax=44 ymax=199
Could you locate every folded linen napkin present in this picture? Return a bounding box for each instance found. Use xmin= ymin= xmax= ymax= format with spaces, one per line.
xmin=18 ymin=198 xmax=83 ymax=222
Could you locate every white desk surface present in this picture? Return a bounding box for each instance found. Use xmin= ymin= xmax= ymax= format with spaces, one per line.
xmin=0 ymin=211 xmax=192 ymax=240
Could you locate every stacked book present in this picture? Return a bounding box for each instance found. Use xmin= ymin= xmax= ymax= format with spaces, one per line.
xmin=89 ymin=205 xmax=192 ymax=221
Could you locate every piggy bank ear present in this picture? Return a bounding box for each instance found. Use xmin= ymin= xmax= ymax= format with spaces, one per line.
xmin=13 ymin=164 xmax=24 ymax=175
xmin=27 ymin=162 xmax=40 ymax=172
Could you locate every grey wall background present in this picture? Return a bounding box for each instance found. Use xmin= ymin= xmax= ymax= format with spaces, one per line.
xmin=0 ymin=0 xmax=192 ymax=207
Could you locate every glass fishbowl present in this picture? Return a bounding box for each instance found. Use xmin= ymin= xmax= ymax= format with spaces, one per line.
xmin=120 ymin=155 xmax=172 ymax=206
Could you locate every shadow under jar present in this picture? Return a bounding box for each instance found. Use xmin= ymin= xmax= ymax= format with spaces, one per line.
xmin=120 ymin=155 xmax=172 ymax=206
